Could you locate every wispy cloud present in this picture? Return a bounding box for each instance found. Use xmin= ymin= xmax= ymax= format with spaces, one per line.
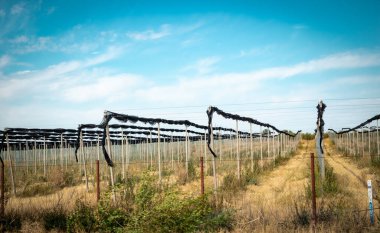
xmin=182 ymin=56 xmax=221 ymax=75
xmin=0 ymin=55 xmax=11 ymax=69
xmin=62 ymin=74 xmax=142 ymax=103
xmin=137 ymin=51 xmax=380 ymax=104
xmin=0 ymin=46 xmax=123 ymax=99
xmin=10 ymin=3 xmax=25 ymax=15
xmin=127 ymin=24 xmax=171 ymax=41
xmin=9 ymin=35 xmax=29 ymax=43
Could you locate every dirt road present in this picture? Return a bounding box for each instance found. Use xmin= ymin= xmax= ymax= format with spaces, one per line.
xmin=324 ymin=138 xmax=379 ymax=214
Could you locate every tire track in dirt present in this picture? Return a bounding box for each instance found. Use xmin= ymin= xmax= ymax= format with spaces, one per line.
xmin=239 ymin=140 xmax=312 ymax=212
xmin=324 ymin=138 xmax=379 ymax=212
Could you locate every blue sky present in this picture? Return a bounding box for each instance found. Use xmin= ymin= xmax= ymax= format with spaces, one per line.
xmin=0 ymin=0 xmax=380 ymax=132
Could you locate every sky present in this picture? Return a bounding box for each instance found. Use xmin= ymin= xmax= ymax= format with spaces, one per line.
xmin=0 ymin=0 xmax=380 ymax=133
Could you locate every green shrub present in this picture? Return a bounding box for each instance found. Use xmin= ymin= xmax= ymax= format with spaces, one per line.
xmin=128 ymin=191 xmax=233 ymax=232
xmin=42 ymin=207 xmax=67 ymax=231
xmin=67 ymin=200 xmax=97 ymax=233
xmin=98 ymin=203 xmax=129 ymax=233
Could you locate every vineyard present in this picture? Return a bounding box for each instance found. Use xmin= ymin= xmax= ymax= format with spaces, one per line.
xmin=0 ymin=105 xmax=379 ymax=232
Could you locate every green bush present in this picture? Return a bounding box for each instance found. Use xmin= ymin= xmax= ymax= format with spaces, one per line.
xmin=42 ymin=207 xmax=67 ymax=231
xmin=67 ymin=200 xmax=97 ymax=233
xmin=128 ymin=191 xmax=233 ymax=232
xmin=98 ymin=203 xmax=129 ymax=233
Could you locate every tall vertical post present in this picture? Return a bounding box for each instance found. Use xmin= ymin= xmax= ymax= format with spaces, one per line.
xmin=368 ymin=127 xmax=371 ymax=157
xmin=204 ymin=131 xmax=207 ymax=168
xmin=6 ymin=133 xmax=16 ymax=196
xmin=171 ymin=132 xmax=174 ymax=170
xmin=43 ymin=136 xmax=46 ymax=177
xmin=272 ymin=131 xmax=275 ymax=164
xmin=80 ymin=131 xmax=89 ymax=192
xmin=316 ymin=101 xmax=326 ymax=180
xmin=121 ymin=129 xmax=125 ymax=180
xmin=267 ymin=127 xmax=270 ymax=159
xmin=60 ymin=134 xmax=63 ymax=169
xmin=250 ymin=123 xmax=253 ymax=171
xmin=157 ymin=123 xmax=161 ymax=182
xmin=185 ymin=126 xmax=189 ymax=178
xmin=260 ymin=126 xmax=263 ymax=167
xmin=210 ymin=121 xmax=217 ymax=194
xmin=377 ymin=120 xmax=379 ymax=158
xmin=106 ymin=125 xmax=116 ymax=203
xmin=96 ymin=160 xmax=100 ymax=202
xmin=200 ymin=156 xmax=204 ymax=195
xmin=311 ymin=153 xmax=317 ymax=229
xmin=362 ymin=127 xmax=364 ymax=157
xmin=236 ymin=120 xmax=240 ymax=180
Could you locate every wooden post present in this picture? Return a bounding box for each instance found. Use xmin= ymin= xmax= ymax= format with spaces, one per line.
xmin=356 ymin=130 xmax=359 ymax=156
xmin=204 ymin=131 xmax=207 ymax=168
xmin=260 ymin=126 xmax=263 ymax=167
xmin=121 ymin=130 xmax=125 ymax=180
xmin=267 ymin=127 xmax=270 ymax=160
xmin=43 ymin=136 xmax=46 ymax=177
xmin=157 ymin=123 xmax=161 ymax=182
xmin=311 ymin=153 xmax=317 ymax=229
xmin=185 ymin=126 xmax=189 ymax=178
xmin=200 ymin=156 xmax=204 ymax=195
xmin=210 ymin=122 xmax=217 ymax=194
xmin=377 ymin=120 xmax=379 ymax=158
xmin=368 ymin=127 xmax=371 ymax=157
xmin=171 ymin=132 xmax=174 ymax=170
xmin=362 ymin=127 xmax=364 ymax=157
xmin=6 ymin=134 xmax=16 ymax=196
xmin=219 ymin=130 xmax=222 ymax=162
xmin=96 ymin=160 xmax=100 ymax=202
xmin=80 ymin=131 xmax=89 ymax=192
xmin=250 ymin=123 xmax=253 ymax=171
xmin=272 ymin=131 xmax=275 ymax=164
xmin=236 ymin=120 xmax=240 ymax=180
xmin=125 ymin=135 xmax=129 ymax=172
xmin=106 ymin=126 xmax=116 ymax=203
xmin=34 ymin=140 xmax=37 ymax=174
xmin=60 ymin=134 xmax=63 ymax=169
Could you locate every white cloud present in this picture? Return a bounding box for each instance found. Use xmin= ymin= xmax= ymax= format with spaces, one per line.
xmin=0 ymin=55 xmax=11 ymax=69
xmin=9 ymin=35 xmax=28 ymax=43
xmin=182 ymin=56 xmax=221 ymax=75
xmin=137 ymin=51 xmax=380 ymax=104
xmin=0 ymin=47 xmax=122 ymax=99
xmin=127 ymin=24 xmax=171 ymax=41
xmin=62 ymin=74 xmax=142 ymax=102
xmin=11 ymin=3 xmax=24 ymax=15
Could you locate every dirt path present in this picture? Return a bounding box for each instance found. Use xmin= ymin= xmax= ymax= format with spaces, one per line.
xmin=230 ymin=139 xmax=312 ymax=227
xmin=245 ymin=140 xmax=310 ymax=204
xmin=324 ymin=138 xmax=379 ymax=212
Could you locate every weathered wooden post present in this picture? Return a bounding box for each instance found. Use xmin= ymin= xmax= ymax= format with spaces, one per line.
xmin=96 ymin=160 xmax=100 ymax=202
xmin=200 ymin=156 xmax=204 ymax=195
xmin=316 ymin=100 xmax=326 ymax=179
xmin=236 ymin=120 xmax=240 ymax=180
xmin=311 ymin=153 xmax=317 ymax=229
xmin=157 ymin=123 xmax=161 ymax=182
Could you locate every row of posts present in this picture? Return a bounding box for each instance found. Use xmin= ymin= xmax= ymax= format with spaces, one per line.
xmin=331 ymin=120 xmax=379 ymax=158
